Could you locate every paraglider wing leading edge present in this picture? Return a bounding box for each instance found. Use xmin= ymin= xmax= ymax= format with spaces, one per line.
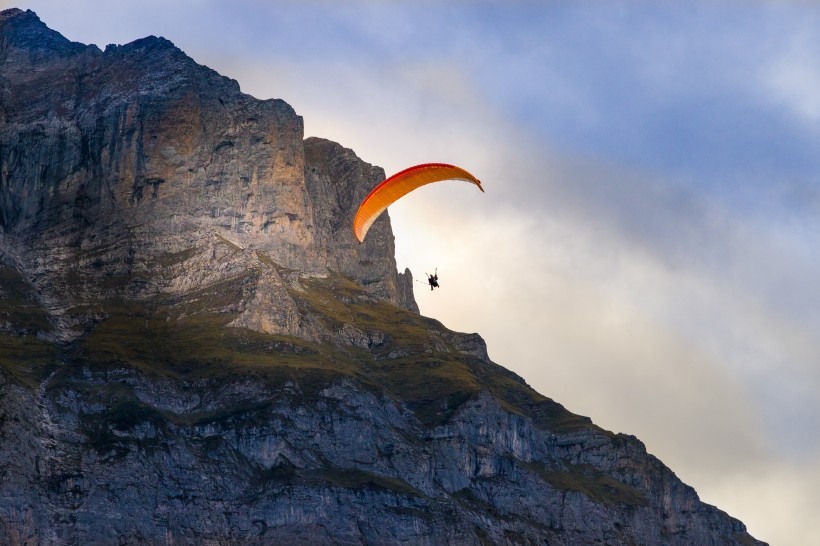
xmin=353 ymin=163 xmax=484 ymax=243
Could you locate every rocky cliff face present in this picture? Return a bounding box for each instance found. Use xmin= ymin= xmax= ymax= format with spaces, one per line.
xmin=0 ymin=9 xmax=765 ymax=546
xmin=0 ymin=7 xmax=415 ymax=342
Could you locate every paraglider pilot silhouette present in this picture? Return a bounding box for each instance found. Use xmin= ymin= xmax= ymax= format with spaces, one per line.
xmin=427 ymin=269 xmax=439 ymax=291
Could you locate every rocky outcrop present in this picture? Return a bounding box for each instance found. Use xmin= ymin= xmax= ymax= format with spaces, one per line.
xmin=0 ymin=8 xmax=765 ymax=546
xmin=304 ymin=137 xmax=419 ymax=314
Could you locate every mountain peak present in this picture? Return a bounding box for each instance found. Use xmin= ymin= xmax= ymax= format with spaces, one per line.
xmin=104 ymin=34 xmax=182 ymax=57
xmin=0 ymin=7 xmax=34 ymax=24
xmin=0 ymin=7 xmax=25 ymax=19
xmin=0 ymin=8 xmax=91 ymax=58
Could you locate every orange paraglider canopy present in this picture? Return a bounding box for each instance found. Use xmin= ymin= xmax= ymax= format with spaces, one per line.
xmin=353 ymin=163 xmax=483 ymax=243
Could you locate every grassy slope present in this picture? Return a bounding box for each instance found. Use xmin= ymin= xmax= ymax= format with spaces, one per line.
xmin=2 ymin=266 xmax=639 ymax=508
xmin=0 ymin=266 xmax=58 ymax=389
xmin=1 ymin=266 xmax=597 ymax=432
xmin=289 ymin=272 xmax=599 ymax=432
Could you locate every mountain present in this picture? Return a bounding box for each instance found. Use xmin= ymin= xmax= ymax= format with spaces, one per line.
xmin=0 ymin=9 xmax=766 ymax=545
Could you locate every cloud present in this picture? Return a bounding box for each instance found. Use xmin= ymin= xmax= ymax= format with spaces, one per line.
xmin=765 ymin=56 xmax=820 ymax=122
xmin=760 ymin=16 xmax=820 ymax=125
xmin=705 ymin=457 xmax=820 ymax=546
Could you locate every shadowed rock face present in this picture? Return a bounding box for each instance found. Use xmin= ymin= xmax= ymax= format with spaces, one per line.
xmin=0 ymin=9 xmax=765 ymax=546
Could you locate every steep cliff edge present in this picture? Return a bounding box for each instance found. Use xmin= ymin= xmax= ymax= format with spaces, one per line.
xmin=0 ymin=9 xmax=765 ymax=546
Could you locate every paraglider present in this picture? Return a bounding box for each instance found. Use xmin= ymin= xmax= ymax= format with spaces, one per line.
xmin=427 ymin=268 xmax=439 ymax=290
xmin=352 ymin=163 xmax=483 ymax=243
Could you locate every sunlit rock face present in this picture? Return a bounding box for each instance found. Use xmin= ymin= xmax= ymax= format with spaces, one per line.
xmin=0 ymin=8 xmax=415 ymax=341
xmin=0 ymin=9 xmax=765 ymax=546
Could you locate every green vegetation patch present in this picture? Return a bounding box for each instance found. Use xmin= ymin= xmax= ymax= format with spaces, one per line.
xmin=78 ymin=394 xmax=168 ymax=458
xmin=307 ymin=466 xmax=425 ymax=498
xmin=385 ymin=506 xmax=437 ymax=523
xmin=106 ymin=398 xmax=167 ymax=432
xmin=0 ymin=334 xmax=59 ymax=390
xmin=172 ymin=270 xmax=257 ymax=318
xmin=474 ymin=526 xmax=495 ymax=546
xmin=524 ymin=461 xmax=648 ymax=507
xmin=471 ymin=358 xmax=601 ymax=434
xmin=360 ymin=356 xmax=480 ymax=426
xmin=0 ymin=264 xmax=59 ymax=390
xmin=214 ymin=233 xmax=242 ymax=252
xmin=151 ymin=247 xmax=199 ymax=269
xmin=454 ymin=486 xmax=520 ymax=526
xmin=253 ymin=460 xmax=424 ymax=499
xmin=503 ymin=529 xmax=531 ymax=545
xmin=73 ymin=298 xmax=353 ymax=388
xmin=0 ymin=266 xmax=52 ymax=333
xmin=295 ymin=274 xmax=435 ymax=349
xmin=185 ymin=400 xmax=277 ymax=428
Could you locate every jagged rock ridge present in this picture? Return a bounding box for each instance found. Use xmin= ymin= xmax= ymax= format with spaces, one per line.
xmin=0 ymin=8 xmax=765 ymax=546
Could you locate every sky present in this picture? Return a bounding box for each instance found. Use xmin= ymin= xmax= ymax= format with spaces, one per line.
xmin=6 ymin=1 xmax=820 ymax=544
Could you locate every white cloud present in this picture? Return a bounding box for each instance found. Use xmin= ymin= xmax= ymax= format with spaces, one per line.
xmin=764 ymin=49 xmax=820 ymax=122
xmin=704 ymin=458 xmax=820 ymax=546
